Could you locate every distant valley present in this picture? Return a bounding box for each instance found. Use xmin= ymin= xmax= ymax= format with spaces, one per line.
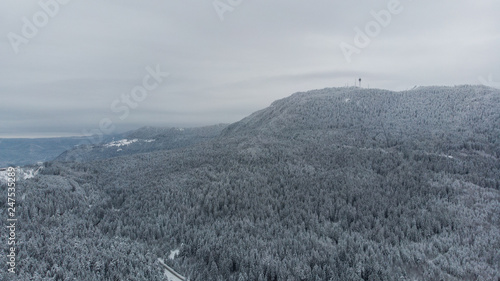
xmin=0 ymin=124 xmax=228 ymax=167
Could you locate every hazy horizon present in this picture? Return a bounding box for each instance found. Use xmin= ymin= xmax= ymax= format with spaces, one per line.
xmin=1 ymin=0 xmax=499 ymax=138
xmin=1 ymin=83 xmax=496 ymax=139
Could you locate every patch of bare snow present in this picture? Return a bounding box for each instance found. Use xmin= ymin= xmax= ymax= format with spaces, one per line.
xmin=169 ymin=249 xmax=180 ymax=260
xmin=104 ymin=139 xmax=138 ymax=148
xmin=23 ymin=169 xmax=35 ymax=179
xmin=0 ymin=170 xmax=9 ymax=183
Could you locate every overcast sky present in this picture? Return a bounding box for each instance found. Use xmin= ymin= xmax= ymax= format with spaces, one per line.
xmin=1 ymin=0 xmax=499 ymax=138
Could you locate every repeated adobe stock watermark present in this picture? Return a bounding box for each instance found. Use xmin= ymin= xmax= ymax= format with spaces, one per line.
xmin=82 ymin=65 xmax=170 ymax=145
xmin=478 ymin=74 xmax=500 ymax=89
xmin=213 ymin=0 xmax=244 ymax=21
xmin=340 ymin=0 xmax=408 ymax=63
xmin=7 ymin=0 xmax=70 ymax=54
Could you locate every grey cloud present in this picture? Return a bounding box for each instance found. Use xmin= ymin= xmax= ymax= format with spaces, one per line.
xmin=1 ymin=0 xmax=499 ymax=137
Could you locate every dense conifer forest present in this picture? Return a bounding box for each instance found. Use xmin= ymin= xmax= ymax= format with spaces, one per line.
xmin=1 ymin=86 xmax=499 ymax=280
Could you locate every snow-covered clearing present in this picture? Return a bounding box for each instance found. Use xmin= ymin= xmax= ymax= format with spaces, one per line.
xmin=104 ymin=139 xmax=139 ymax=147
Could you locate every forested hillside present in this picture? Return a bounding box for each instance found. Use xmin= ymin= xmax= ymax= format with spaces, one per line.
xmin=1 ymin=86 xmax=499 ymax=280
xmin=55 ymin=124 xmax=227 ymax=163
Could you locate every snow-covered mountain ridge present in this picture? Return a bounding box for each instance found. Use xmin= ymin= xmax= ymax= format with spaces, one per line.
xmin=5 ymin=85 xmax=500 ymax=280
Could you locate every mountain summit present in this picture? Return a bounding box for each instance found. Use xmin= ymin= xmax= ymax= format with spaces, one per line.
xmin=224 ymin=85 xmax=499 ymax=155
